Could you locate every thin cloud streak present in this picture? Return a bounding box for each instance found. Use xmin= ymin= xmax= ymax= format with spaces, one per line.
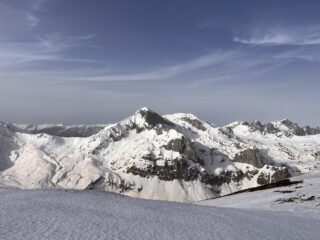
xmin=0 ymin=49 xmax=291 ymax=85
xmin=0 ymin=34 xmax=98 ymax=68
xmin=1 ymin=51 xmax=241 ymax=82
xmin=25 ymin=13 xmax=39 ymax=28
xmin=81 ymin=51 xmax=240 ymax=81
xmin=234 ymin=26 xmax=320 ymax=46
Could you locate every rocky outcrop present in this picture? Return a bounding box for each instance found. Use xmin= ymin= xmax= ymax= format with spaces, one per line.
xmin=271 ymin=167 xmax=291 ymax=182
xmin=137 ymin=108 xmax=174 ymax=129
xmin=304 ymin=126 xmax=320 ymax=135
xmin=200 ymin=170 xmax=244 ymax=186
xmin=246 ymin=119 xmax=320 ymax=137
xmin=127 ymin=158 xmax=200 ymax=181
xmin=234 ymin=148 xmax=264 ymax=168
xmin=181 ymin=117 xmax=207 ymax=131
xmin=163 ymin=137 xmax=203 ymax=164
xmin=257 ymin=167 xmax=291 ymax=185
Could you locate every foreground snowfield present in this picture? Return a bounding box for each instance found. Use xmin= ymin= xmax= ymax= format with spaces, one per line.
xmin=0 ymin=188 xmax=319 ymax=240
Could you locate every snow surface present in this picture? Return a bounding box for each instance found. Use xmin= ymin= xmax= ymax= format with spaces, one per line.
xmin=198 ymin=171 xmax=320 ymax=215
xmin=0 ymin=188 xmax=319 ymax=240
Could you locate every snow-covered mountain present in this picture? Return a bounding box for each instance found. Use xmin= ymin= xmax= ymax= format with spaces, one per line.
xmin=9 ymin=123 xmax=107 ymax=137
xmin=0 ymin=107 xmax=319 ymax=202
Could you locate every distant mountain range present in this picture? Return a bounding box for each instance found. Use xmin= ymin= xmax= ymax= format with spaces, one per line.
xmin=0 ymin=107 xmax=319 ymax=202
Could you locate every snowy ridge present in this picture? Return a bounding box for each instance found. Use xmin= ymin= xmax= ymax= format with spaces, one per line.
xmin=0 ymin=107 xmax=319 ymax=202
xmin=11 ymin=123 xmax=107 ymax=137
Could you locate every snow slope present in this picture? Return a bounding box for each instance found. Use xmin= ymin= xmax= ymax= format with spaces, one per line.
xmin=0 ymin=189 xmax=319 ymax=240
xmin=198 ymin=171 xmax=320 ymax=215
xmin=0 ymin=108 xmax=319 ymax=202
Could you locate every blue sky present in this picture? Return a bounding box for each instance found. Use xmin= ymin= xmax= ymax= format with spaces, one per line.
xmin=1 ymin=0 xmax=320 ymax=125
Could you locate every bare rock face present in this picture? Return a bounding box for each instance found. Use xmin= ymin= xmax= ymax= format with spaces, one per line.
xmin=234 ymin=148 xmax=264 ymax=168
xmin=137 ymin=108 xmax=174 ymax=129
xmin=304 ymin=126 xmax=320 ymax=135
xmin=257 ymin=167 xmax=291 ymax=185
xmin=247 ymin=119 xmax=320 ymax=136
xmin=181 ymin=117 xmax=207 ymax=131
xmin=127 ymin=159 xmax=200 ymax=182
xmin=271 ymin=167 xmax=291 ymax=182
xmin=200 ymin=170 xmax=245 ymax=186
xmin=0 ymin=123 xmax=17 ymax=171
xmin=163 ymin=137 xmax=203 ymax=164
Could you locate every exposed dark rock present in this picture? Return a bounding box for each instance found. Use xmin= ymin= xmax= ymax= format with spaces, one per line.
xmin=137 ymin=108 xmax=174 ymax=128
xmin=244 ymin=169 xmax=259 ymax=180
xmin=86 ymin=176 xmax=133 ymax=193
xmin=271 ymin=167 xmax=291 ymax=182
xmin=127 ymin=158 xmax=200 ymax=181
xmin=265 ymin=123 xmax=279 ymax=134
xmin=276 ymin=195 xmax=319 ymax=204
xmin=256 ymin=167 xmax=291 ymax=185
xmin=276 ymin=197 xmax=299 ymax=203
xmin=200 ymin=170 xmax=244 ymax=186
xmin=246 ymin=119 xmax=320 ymax=136
xmin=304 ymin=126 xmax=320 ymax=135
xmin=163 ymin=137 xmax=204 ymax=164
xmin=257 ymin=172 xmax=270 ymax=185
xmin=234 ymin=148 xmax=264 ymax=168
xmin=127 ymin=158 xmax=248 ymax=187
xmin=249 ymin=121 xmax=264 ymax=132
xmin=155 ymin=125 xmax=163 ymax=135
xmin=274 ymin=190 xmax=296 ymax=193
xmin=164 ymin=138 xmax=186 ymax=153
xmin=181 ymin=117 xmax=207 ymax=131
xmin=211 ymin=179 xmax=303 ymax=199
xmin=312 ymin=151 xmax=320 ymax=159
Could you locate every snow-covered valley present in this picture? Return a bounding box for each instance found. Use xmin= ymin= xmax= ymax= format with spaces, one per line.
xmin=0 ymin=107 xmax=319 ymax=202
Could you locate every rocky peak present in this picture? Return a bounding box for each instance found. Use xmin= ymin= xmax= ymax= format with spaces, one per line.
xmin=272 ymin=119 xmax=307 ymax=136
xmin=133 ymin=107 xmax=174 ymax=129
xmin=239 ymin=119 xmax=320 ymax=137
xmin=180 ymin=116 xmax=207 ymax=131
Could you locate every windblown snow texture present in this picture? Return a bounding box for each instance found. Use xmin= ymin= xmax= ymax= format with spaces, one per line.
xmin=0 ymin=189 xmax=319 ymax=240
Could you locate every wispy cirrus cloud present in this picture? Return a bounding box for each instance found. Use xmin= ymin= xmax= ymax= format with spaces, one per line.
xmin=31 ymin=0 xmax=50 ymax=11
xmin=26 ymin=0 xmax=52 ymax=28
xmin=86 ymin=51 xmax=239 ymax=81
xmin=0 ymin=0 xmax=48 ymax=29
xmin=25 ymin=13 xmax=39 ymax=28
xmin=37 ymin=33 xmax=96 ymax=53
xmin=1 ymin=51 xmax=239 ymax=82
xmin=234 ymin=26 xmax=320 ymax=46
xmin=0 ymin=33 xmax=98 ymax=69
xmin=0 ymin=49 xmax=288 ymax=85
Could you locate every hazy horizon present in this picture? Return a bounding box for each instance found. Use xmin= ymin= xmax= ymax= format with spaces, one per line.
xmin=1 ymin=0 xmax=320 ymax=126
